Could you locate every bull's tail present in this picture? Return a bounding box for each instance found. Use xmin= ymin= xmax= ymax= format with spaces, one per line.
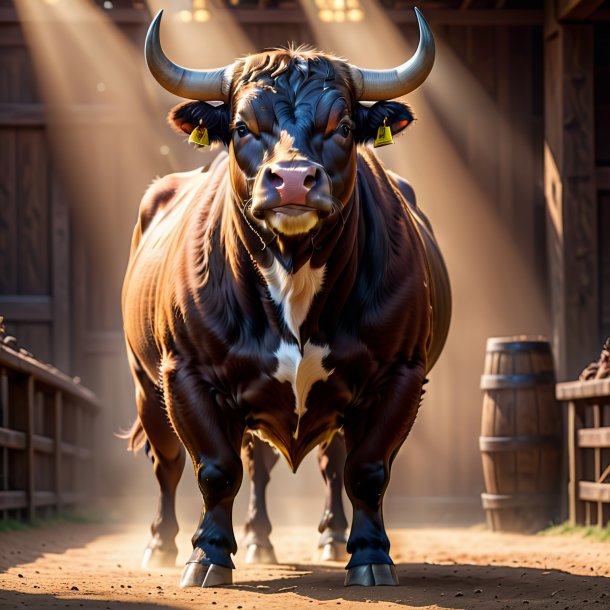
xmin=117 ymin=417 xmax=148 ymax=454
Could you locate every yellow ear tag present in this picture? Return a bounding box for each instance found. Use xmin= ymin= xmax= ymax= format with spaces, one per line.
xmin=188 ymin=125 xmax=209 ymax=147
xmin=374 ymin=118 xmax=394 ymax=148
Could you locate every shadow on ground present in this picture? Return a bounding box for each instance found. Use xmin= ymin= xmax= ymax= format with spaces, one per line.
xmin=234 ymin=561 xmax=609 ymax=609
xmin=0 ymin=523 xmax=106 ymax=571
xmin=0 ymin=591 xmax=183 ymax=610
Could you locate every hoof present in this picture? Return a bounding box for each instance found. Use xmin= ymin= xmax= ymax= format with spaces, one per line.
xmin=320 ymin=541 xmax=348 ymax=562
xmin=180 ymin=562 xmax=209 ymax=588
xmin=203 ymin=564 xmax=233 ymax=587
xmin=180 ymin=562 xmax=233 ymax=588
xmin=344 ymin=564 xmax=398 ymax=587
xmin=141 ymin=546 xmax=177 ymax=570
xmin=245 ymin=544 xmax=278 ymax=565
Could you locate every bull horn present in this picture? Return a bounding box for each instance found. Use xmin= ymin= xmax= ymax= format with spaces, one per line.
xmin=145 ymin=10 xmax=232 ymax=101
xmin=349 ymin=7 xmax=435 ymax=100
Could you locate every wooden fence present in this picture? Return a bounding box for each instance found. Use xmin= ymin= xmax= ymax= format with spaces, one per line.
xmin=0 ymin=339 xmax=100 ymax=521
xmin=556 ymin=378 xmax=610 ymax=527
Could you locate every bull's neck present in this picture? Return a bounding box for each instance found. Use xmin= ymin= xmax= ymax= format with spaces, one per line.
xmin=228 ymin=190 xmax=360 ymax=344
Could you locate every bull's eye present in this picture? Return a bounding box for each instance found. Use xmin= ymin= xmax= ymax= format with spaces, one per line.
xmin=235 ymin=122 xmax=249 ymax=138
xmin=340 ymin=123 xmax=351 ymax=138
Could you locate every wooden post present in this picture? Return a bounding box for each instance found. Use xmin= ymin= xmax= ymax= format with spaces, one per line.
xmin=26 ymin=375 xmax=34 ymax=522
xmin=54 ymin=390 xmax=62 ymax=514
xmin=568 ymin=400 xmax=584 ymax=525
xmin=0 ymin=368 xmax=8 ymax=519
xmin=544 ymin=0 xmax=597 ymax=381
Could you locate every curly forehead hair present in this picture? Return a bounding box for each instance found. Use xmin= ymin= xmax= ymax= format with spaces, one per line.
xmin=231 ymin=46 xmax=354 ymax=97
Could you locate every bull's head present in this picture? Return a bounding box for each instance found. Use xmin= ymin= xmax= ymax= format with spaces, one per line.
xmin=146 ymin=8 xmax=434 ymax=262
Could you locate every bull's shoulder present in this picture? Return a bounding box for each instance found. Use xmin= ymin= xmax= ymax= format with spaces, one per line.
xmin=137 ymin=168 xmax=204 ymax=234
xmin=386 ymin=169 xmax=433 ymax=235
xmin=386 ymin=169 xmax=416 ymax=209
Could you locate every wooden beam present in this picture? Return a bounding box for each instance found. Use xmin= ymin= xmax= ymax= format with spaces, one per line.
xmin=579 ymin=481 xmax=610 ymax=503
xmin=556 ymin=378 xmax=610 ymax=400
xmin=0 ymin=7 xmax=545 ymax=26
xmin=0 ymin=103 xmax=45 ymax=127
xmin=557 ymin=0 xmax=605 ymax=21
xmin=544 ymin=8 xmax=597 ymax=381
xmin=578 ymin=427 xmax=610 ymax=448
xmin=0 ymin=295 xmax=53 ymax=322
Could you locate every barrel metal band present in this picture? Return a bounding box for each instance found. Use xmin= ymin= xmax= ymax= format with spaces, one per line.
xmin=480 ymin=372 xmax=555 ymax=390
xmin=481 ymin=492 xmax=558 ymax=510
xmin=479 ymin=435 xmax=558 ymax=452
xmin=485 ymin=339 xmax=551 ymax=353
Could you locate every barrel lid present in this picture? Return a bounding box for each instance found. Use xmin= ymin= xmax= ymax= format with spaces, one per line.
xmin=486 ymin=336 xmax=550 ymax=353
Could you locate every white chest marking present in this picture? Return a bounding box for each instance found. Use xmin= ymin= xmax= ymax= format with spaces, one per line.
xmin=260 ymin=259 xmax=326 ymax=344
xmin=273 ymin=340 xmax=334 ymax=439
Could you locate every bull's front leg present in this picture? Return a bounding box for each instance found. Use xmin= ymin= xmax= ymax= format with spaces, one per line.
xmin=161 ymin=354 xmax=244 ymax=588
xmin=343 ymin=361 xmax=425 ymax=586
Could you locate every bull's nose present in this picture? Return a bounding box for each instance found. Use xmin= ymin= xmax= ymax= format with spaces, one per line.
xmin=265 ymin=163 xmax=320 ymax=205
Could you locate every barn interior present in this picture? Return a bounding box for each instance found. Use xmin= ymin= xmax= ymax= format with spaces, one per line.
xmin=0 ymin=0 xmax=609 ymax=535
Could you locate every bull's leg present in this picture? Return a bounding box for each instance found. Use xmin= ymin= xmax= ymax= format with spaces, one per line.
xmin=343 ymin=362 xmax=425 ymax=586
xmin=161 ymin=354 xmax=244 ymax=588
xmin=131 ymin=358 xmax=185 ymax=569
xmin=242 ymin=434 xmax=279 ymax=564
xmin=317 ymin=433 xmax=348 ymax=561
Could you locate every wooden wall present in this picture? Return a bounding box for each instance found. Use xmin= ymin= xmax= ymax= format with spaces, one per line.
xmin=0 ymin=15 xmax=70 ymax=372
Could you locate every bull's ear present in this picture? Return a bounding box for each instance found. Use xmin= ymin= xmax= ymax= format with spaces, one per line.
xmin=167 ymin=101 xmax=231 ymax=146
xmin=354 ymin=100 xmax=414 ymax=144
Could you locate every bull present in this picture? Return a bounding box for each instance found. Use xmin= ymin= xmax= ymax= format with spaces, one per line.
xmin=122 ymin=7 xmax=451 ymax=588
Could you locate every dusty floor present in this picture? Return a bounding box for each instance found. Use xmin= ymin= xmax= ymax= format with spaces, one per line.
xmin=0 ymin=523 xmax=608 ymax=610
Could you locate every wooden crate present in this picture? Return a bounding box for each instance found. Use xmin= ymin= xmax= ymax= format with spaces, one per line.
xmin=556 ymin=378 xmax=610 ymax=527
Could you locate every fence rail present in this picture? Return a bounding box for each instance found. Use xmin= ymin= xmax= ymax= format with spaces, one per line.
xmin=0 ymin=341 xmax=100 ymax=521
xmin=557 ymin=378 xmax=610 ymax=527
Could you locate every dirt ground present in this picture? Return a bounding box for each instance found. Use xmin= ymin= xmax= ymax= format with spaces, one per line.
xmin=0 ymin=523 xmax=608 ymax=610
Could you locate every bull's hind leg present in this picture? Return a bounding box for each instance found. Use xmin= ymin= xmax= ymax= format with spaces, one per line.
xmin=130 ymin=358 xmax=185 ymax=569
xmin=317 ymin=433 xmax=348 ymax=561
xmin=343 ymin=362 xmax=425 ymax=586
xmin=161 ymin=354 xmax=243 ymax=588
xmin=242 ymin=434 xmax=279 ymax=564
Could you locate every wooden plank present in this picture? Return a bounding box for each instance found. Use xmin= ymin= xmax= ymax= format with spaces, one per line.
xmin=31 ymin=434 xmax=54 ymax=455
xmin=0 ymin=426 xmax=26 ymax=450
xmin=33 ymin=491 xmax=56 ymax=507
xmin=51 ymin=178 xmax=70 ymax=371
xmin=0 ymin=490 xmax=27 ymax=510
xmin=0 ymin=103 xmax=45 ymax=126
xmin=0 ymin=345 xmax=100 ymax=407
xmin=557 ymin=0 xmax=605 ymax=20
xmin=60 ymin=443 xmax=92 ymax=461
xmin=0 ymin=296 xmax=53 ymax=322
xmin=556 ymin=378 xmax=610 ymax=400
xmin=578 ymin=427 xmax=610 ymax=448
xmin=0 ymin=129 xmax=17 ymax=293
xmin=579 ymin=481 xmax=610 ymax=503
xmin=16 ymin=128 xmax=49 ymax=295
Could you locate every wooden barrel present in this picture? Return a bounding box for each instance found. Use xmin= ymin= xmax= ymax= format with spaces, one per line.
xmin=480 ymin=336 xmax=561 ymax=533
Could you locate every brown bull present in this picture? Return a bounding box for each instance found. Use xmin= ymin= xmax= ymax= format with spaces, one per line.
xmin=122 ymin=7 xmax=450 ymax=588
